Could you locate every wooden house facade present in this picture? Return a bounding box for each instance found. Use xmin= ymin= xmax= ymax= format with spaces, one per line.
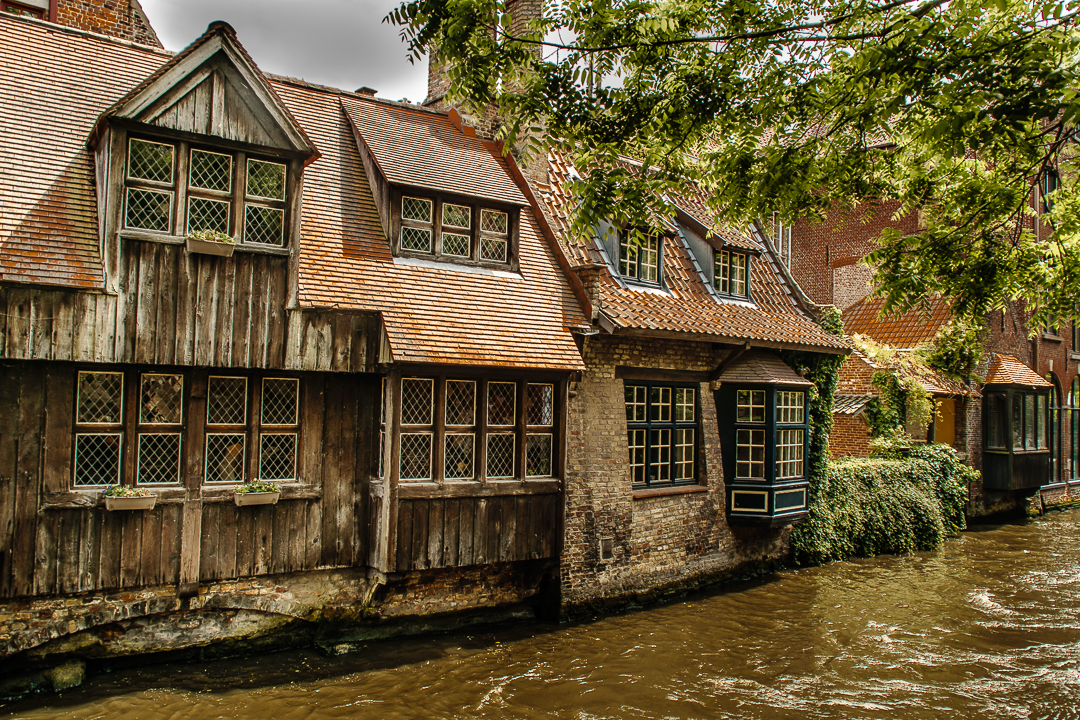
xmin=0 ymin=12 xmax=586 ymax=672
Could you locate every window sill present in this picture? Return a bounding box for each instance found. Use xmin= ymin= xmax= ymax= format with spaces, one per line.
xmin=1070 ymin=352 xmax=1080 ymax=361
xmin=392 ymin=255 xmax=520 ymax=279
xmin=397 ymin=479 xmax=560 ymax=498
xmin=119 ymin=229 xmax=290 ymax=257
xmin=41 ymin=483 xmax=319 ymax=510
xmin=1041 ymin=333 xmax=1064 ymax=342
xmin=633 ymin=484 xmax=708 ymax=500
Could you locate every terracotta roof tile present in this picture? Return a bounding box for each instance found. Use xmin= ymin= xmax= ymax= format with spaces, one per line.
xmin=842 ymin=295 xmax=952 ymax=347
xmin=0 ymin=15 xmax=171 ymax=287
xmin=341 ymin=99 xmax=526 ymax=206
xmin=985 ymin=354 xmax=1052 ymax=388
xmin=533 ymin=150 xmax=849 ymax=353
xmin=716 ymin=351 xmax=815 ymax=386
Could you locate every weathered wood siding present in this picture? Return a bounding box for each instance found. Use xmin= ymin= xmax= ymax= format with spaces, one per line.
xmin=0 ymin=240 xmax=375 ymax=373
xmin=0 ymin=362 xmax=376 ymax=599
xmin=394 ymin=494 xmax=560 ymax=572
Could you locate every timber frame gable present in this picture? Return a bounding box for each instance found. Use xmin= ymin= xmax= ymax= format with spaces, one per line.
xmin=90 ymin=20 xmax=319 ymax=292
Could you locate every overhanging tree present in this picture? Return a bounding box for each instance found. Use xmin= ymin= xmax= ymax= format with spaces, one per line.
xmin=387 ymin=0 xmax=1080 ymax=329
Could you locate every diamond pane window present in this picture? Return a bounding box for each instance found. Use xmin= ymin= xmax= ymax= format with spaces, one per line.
xmin=140 ymin=374 xmax=182 ymax=425
xmin=488 ymin=382 xmax=516 ymax=426
xmin=402 ymin=196 xmax=432 ymax=223
xmin=74 ymin=434 xmax=122 ymax=486
xmin=487 ymin=433 xmax=515 ymax=478
xmin=245 ymin=205 xmax=284 ymax=246
xmin=262 ymin=378 xmax=299 ymax=426
xmin=400 ymin=433 xmax=432 ymax=480
xmin=128 ymin=139 xmax=174 ymax=184
xmin=207 ymin=377 xmax=247 ymax=425
xmin=625 ymin=386 xmax=647 ymax=422
xmin=480 ymin=237 xmax=508 ymax=262
xmin=737 ymin=390 xmax=765 ymax=423
xmin=443 ymin=233 xmax=470 ymax=257
xmin=125 ymin=188 xmax=172 ymax=232
xmin=526 ymin=433 xmax=552 ymax=477
xmin=481 ymin=209 xmax=507 ymax=234
xmin=205 ymin=433 xmax=246 ymax=483
xmin=260 ymin=433 xmax=297 ymax=481
xmin=402 ymin=378 xmax=433 ymax=426
xmin=189 ymin=149 xmax=232 ymax=192
xmin=527 ymin=384 xmax=554 ymax=426
xmin=445 ymin=433 xmax=475 ymax=479
xmin=77 ymin=372 xmax=123 ymax=425
xmin=777 ymin=391 xmax=805 ymax=424
xmin=445 ymin=380 xmax=476 ymax=426
xmin=137 ymin=433 xmax=181 ymax=485
xmin=736 ymin=429 xmax=765 ymax=479
xmin=187 ymin=196 xmax=231 ymax=234
xmin=246 ymin=159 xmax=286 ymax=200
xmin=401 ymin=227 xmax=431 ymax=252
xmin=443 ymin=203 xmax=471 ymax=229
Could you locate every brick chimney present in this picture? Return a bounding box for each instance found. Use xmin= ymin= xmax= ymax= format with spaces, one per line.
xmin=53 ymin=0 xmax=163 ymax=47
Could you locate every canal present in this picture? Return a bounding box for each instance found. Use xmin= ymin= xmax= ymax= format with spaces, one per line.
xmin=5 ymin=510 xmax=1080 ymax=719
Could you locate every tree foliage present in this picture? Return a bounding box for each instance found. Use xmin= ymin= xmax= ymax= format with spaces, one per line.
xmin=388 ymin=0 xmax=1080 ymax=329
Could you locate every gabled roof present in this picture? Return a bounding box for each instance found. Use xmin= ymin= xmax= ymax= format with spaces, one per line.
xmin=985 ymin=354 xmax=1052 ymax=388
xmin=342 ymin=99 xmax=526 ymax=206
xmin=715 ymin=351 xmax=815 ymax=386
xmin=843 ymin=295 xmax=952 ymax=348
xmin=531 ymin=150 xmax=850 ymax=354
xmin=98 ymin=21 xmax=317 ymax=157
xmin=0 ymin=14 xmax=170 ymax=288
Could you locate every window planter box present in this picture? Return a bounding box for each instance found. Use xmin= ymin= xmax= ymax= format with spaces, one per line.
xmin=234 ymin=491 xmax=280 ymax=507
xmin=104 ymin=495 xmax=157 ymax=511
xmin=186 ymin=236 xmax=235 ymax=257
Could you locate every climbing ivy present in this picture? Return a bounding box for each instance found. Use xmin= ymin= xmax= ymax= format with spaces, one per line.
xmin=920 ymin=318 xmax=986 ymax=382
xmin=790 ymin=444 xmax=974 ymax=565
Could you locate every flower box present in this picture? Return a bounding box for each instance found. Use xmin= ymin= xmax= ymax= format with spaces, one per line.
xmin=186 ymin=235 xmax=235 ymax=257
xmin=104 ymin=495 xmax=157 ymax=511
xmin=234 ymin=491 xmax=280 ymax=507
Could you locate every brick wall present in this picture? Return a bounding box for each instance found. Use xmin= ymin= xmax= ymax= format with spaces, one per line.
xmin=55 ymin=0 xmax=161 ymax=47
xmin=562 ymin=335 xmax=789 ymax=612
xmin=829 ymin=414 xmax=872 ymax=458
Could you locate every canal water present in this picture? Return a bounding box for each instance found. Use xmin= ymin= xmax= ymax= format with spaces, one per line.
xmin=5 ymin=510 xmax=1080 ymax=719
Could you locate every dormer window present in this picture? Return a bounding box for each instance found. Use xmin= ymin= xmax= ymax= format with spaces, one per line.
xmin=714 ymin=249 xmax=748 ymax=297
xmin=123 ymin=137 xmax=288 ymax=249
xmin=395 ymin=192 xmax=516 ymax=267
xmin=619 ymin=234 xmax=660 ymax=283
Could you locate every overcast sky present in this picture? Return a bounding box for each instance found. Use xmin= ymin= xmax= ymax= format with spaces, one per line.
xmin=139 ymin=0 xmax=429 ymax=103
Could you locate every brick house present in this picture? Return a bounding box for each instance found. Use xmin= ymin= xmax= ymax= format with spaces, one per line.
xmin=785 ymin=194 xmax=1075 ymax=516
xmin=0 ymin=9 xmax=591 ymax=674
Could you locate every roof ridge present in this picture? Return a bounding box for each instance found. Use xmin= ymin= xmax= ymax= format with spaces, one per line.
xmin=0 ymin=10 xmax=172 ymax=56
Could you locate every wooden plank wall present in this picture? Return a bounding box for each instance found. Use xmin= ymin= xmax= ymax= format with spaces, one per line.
xmin=394 ymin=494 xmax=560 ymax=572
xmin=0 ymin=241 xmax=374 ymax=373
xmin=0 ymin=364 xmax=375 ymax=599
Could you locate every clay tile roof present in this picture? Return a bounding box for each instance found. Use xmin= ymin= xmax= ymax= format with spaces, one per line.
xmin=842 ymin=295 xmax=952 ymax=348
xmin=0 ymin=14 xmax=171 ymax=288
xmin=985 ymin=354 xmax=1052 ymax=388
xmin=716 ymin=351 xmax=815 ymax=386
xmin=277 ymin=86 xmax=587 ymax=370
xmin=532 ymin=150 xmax=849 ymax=353
xmin=834 ymin=393 xmax=875 ymax=415
xmin=341 ymin=99 xmax=527 ymax=206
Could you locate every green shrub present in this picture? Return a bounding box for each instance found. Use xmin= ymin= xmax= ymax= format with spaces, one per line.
xmin=790 ymin=444 xmax=974 ymax=566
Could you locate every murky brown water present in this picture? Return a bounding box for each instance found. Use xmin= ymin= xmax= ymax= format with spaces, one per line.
xmin=5 ymin=511 xmax=1080 ymax=719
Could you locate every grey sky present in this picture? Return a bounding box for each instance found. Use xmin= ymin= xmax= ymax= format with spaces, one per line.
xmin=138 ymin=0 xmax=429 ymax=103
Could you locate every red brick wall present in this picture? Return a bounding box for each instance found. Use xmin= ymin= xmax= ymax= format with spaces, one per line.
xmin=829 ymin=414 xmax=872 ymax=458
xmin=55 ymin=0 xmax=161 ymax=47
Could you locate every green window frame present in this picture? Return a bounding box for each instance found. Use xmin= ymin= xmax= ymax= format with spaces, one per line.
xmin=624 ymin=382 xmax=698 ymax=487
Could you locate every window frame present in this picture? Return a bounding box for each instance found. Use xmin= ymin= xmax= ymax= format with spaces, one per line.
xmin=985 ymin=388 xmax=1051 ymax=454
xmin=119 ymin=134 xmax=294 ymax=253
xmin=390 ymin=374 xmax=561 ymax=484
xmin=714 ymin=248 xmax=751 ymax=298
xmin=69 ymin=367 xmax=304 ymax=491
xmin=618 ymin=233 xmax=663 ymax=285
xmin=623 ymin=381 xmax=700 ymax=489
xmin=391 ymin=189 xmax=520 ymax=270
xmin=2 ymin=1 xmax=45 ymax=19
